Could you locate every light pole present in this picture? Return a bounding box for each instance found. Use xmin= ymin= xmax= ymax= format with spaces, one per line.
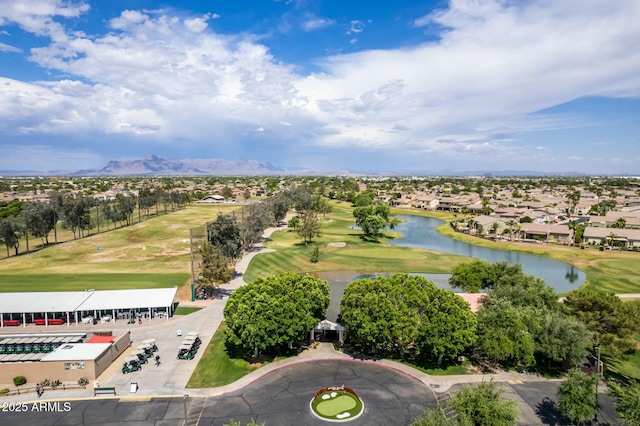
xmin=183 ymin=394 xmax=189 ymax=424
xmin=594 ymin=344 xmax=601 ymax=422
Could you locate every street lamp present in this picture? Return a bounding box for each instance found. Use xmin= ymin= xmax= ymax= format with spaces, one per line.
xmin=183 ymin=394 xmax=189 ymax=424
xmin=594 ymin=344 xmax=601 ymax=422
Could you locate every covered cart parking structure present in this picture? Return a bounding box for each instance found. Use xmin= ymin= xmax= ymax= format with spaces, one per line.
xmin=0 ymin=287 xmax=178 ymax=328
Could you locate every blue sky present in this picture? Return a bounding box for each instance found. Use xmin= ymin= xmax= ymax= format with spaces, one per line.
xmin=0 ymin=0 xmax=638 ymax=174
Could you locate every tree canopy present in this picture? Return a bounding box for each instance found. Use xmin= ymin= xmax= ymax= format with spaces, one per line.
xmin=207 ymin=213 xmax=243 ymax=260
xmin=340 ymin=274 xmax=476 ymax=361
xmin=562 ymin=290 xmax=640 ymax=357
xmin=556 ymin=368 xmax=598 ymax=425
xmin=450 ymin=381 xmax=519 ymax=426
xmin=223 ymin=274 xmax=330 ymax=356
xmin=198 ymin=242 xmax=234 ymax=295
xmin=449 ymin=260 xmax=523 ymax=293
xmin=609 ymin=381 xmax=640 ymax=426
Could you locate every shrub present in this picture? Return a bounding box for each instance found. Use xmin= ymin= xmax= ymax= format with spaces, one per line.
xmin=51 ymin=380 xmax=61 ymax=389
xmin=40 ymin=379 xmax=50 ymax=387
xmin=310 ymin=246 xmax=319 ymax=263
xmin=0 ymin=388 xmax=9 ymax=394
xmin=13 ymin=376 xmax=26 ymax=386
xmin=78 ymin=377 xmax=89 ymax=387
xmin=599 ymin=246 xmax=604 ymax=251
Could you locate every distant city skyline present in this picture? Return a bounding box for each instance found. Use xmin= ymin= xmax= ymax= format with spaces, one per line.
xmin=0 ymin=0 xmax=638 ymax=174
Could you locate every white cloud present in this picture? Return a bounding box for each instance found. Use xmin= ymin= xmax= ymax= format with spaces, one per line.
xmin=0 ymin=1 xmax=638 ymax=172
xmin=0 ymin=42 xmax=21 ymax=53
xmin=0 ymin=0 xmax=89 ymax=40
xmin=184 ymin=14 xmax=214 ymax=33
xmin=346 ymin=19 xmax=368 ymax=35
xmin=301 ymin=16 xmax=335 ymax=32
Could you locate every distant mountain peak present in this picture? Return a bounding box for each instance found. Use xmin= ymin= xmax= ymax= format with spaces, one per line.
xmin=76 ymin=155 xmax=287 ymax=176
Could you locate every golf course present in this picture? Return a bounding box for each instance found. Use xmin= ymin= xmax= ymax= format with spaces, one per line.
xmin=0 ymin=200 xmax=638 ymax=296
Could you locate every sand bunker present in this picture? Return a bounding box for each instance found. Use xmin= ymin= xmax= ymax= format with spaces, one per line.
xmin=327 ymin=242 xmax=346 ymax=248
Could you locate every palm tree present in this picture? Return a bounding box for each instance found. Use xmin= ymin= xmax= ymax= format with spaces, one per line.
xmin=568 ymin=219 xmax=579 ymax=244
xmin=567 ymin=190 xmax=581 ymax=217
xmin=611 ymin=217 xmax=626 ymax=229
xmin=506 ymin=219 xmax=518 ymax=241
xmin=491 ymin=222 xmax=500 ymax=237
xmin=461 ymin=206 xmax=470 ymax=224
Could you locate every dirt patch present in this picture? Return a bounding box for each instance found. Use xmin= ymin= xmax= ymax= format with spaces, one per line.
xmin=327 ymin=242 xmax=346 ymax=248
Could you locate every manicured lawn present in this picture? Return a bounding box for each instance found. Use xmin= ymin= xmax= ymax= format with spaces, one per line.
xmin=604 ymin=350 xmax=640 ymax=381
xmin=186 ymin=322 xmax=260 ymax=388
xmin=173 ymin=306 xmax=203 ymax=315
xmin=401 ymin=359 xmax=471 ymax=376
xmin=244 ymin=202 xmax=467 ymax=283
xmin=0 ymin=204 xmax=242 ymax=292
xmin=246 ymin=202 xmax=639 ymax=295
xmin=0 ymin=273 xmax=187 ymax=292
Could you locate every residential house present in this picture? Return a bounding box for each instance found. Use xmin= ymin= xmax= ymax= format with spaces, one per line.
xmin=518 ymin=223 xmax=572 ymax=245
xmin=582 ymin=227 xmax=640 ymax=249
xmin=588 ymin=213 xmax=640 ymax=230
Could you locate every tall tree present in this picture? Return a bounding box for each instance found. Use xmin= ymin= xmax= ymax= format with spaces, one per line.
xmin=207 ymin=213 xmax=243 ymax=260
xmin=556 ymin=368 xmax=598 ymax=425
xmin=477 ymin=299 xmax=538 ymax=367
xmin=0 ymin=216 xmax=21 ymax=256
xmin=567 ymin=190 xmax=581 ymax=216
xmin=48 ymin=191 xmax=64 ymax=244
xmin=450 ymin=381 xmax=519 ymax=426
xmin=562 ymin=290 xmax=640 ymax=357
xmin=417 ymin=287 xmax=477 ymax=363
xmin=224 ymin=274 xmax=329 ymax=357
xmin=535 ymin=311 xmax=589 ymax=366
xmin=296 ymin=210 xmax=321 ymax=244
xmin=198 ymin=242 xmax=234 ymax=297
xmin=22 ymin=202 xmax=55 ymax=246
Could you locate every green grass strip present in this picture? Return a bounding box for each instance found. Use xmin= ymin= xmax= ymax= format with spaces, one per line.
xmin=186 ymin=322 xmax=260 ymax=388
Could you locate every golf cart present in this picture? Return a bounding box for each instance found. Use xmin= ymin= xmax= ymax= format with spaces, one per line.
xmin=131 ymin=349 xmax=148 ymax=364
xmin=122 ymin=356 xmax=142 ymax=373
xmin=138 ymin=343 xmax=154 ymax=358
xmin=142 ymin=338 xmax=158 ymax=352
xmin=177 ymin=343 xmax=195 ymax=360
xmin=183 ymin=335 xmax=200 ymax=350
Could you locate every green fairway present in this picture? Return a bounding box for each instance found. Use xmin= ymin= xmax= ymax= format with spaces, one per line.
xmin=244 ymin=202 xmax=468 ymax=283
xmin=246 ymin=202 xmax=639 ymax=295
xmin=0 ymin=204 xmax=241 ymax=293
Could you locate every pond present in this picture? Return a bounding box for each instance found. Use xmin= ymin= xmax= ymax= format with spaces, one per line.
xmin=318 ymin=214 xmax=586 ymax=322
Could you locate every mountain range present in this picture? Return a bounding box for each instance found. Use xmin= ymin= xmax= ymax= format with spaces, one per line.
xmin=0 ymin=155 xmax=595 ymax=177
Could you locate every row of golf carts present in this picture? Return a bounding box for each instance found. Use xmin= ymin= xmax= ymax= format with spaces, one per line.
xmin=177 ymin=332 xmax=201 ymax=360
xmin=122 ymin=338 xmax=158 ymax=374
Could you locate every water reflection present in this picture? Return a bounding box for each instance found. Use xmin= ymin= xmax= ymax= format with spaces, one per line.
xmin=317 ymin=214 xmax=586 ymax=322
xmin=388 ymin=214 xmax=586 ymax=291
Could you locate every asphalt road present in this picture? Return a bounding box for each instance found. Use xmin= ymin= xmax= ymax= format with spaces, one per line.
xmin=0 ymin=360 xmax=437 ymax=426
xmin=0 ymin=361 xmax=621 ymax=426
